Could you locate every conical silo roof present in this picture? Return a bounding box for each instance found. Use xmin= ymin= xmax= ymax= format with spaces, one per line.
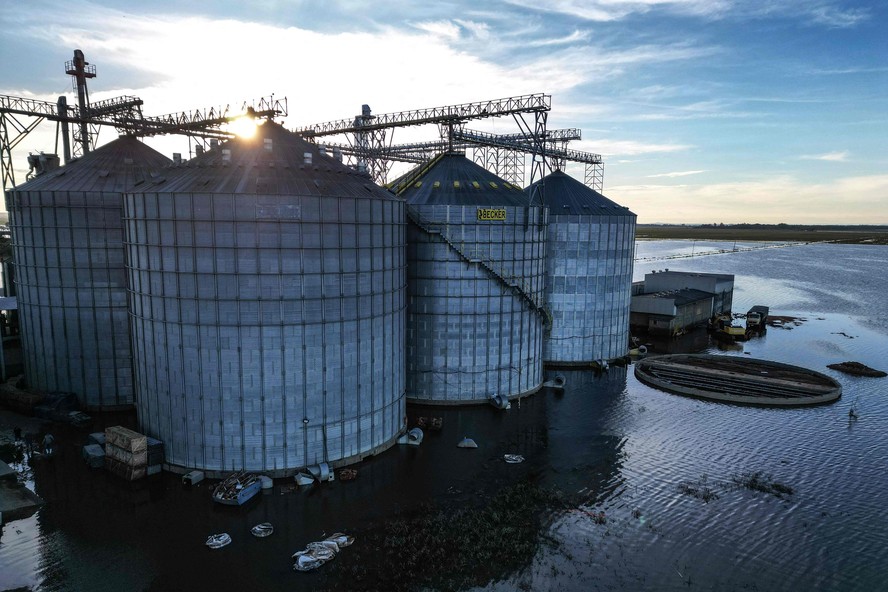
xmin=149 ymin=121 xmax=398 ymax=200
xmin=528 ymin=170 xmax=634 ymax=216
xmin=15 ymin=135 xmax=171 ymax=192
xmin=394 ymin=153 xmax=528 ymax=206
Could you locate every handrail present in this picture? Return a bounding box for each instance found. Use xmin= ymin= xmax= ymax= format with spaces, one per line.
xmin=405 ymin=205 xmax=549 ymax=321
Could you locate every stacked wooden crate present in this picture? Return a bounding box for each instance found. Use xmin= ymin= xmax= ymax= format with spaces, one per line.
xmin=104 ymin=426 xmax=147 ymax=481
xmin=81 ymin=444 xmax=105 ymax=468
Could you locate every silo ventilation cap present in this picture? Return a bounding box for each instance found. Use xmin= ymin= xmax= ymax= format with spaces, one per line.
xmin=264 ymin=138 xmax=273 ymax=152
xmin=304 ymin=152 xmax=313 ymax=164
xmin=222 ymin=149 xmax=231 ymax=162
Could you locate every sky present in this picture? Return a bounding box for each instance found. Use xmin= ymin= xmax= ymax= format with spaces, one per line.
xmin=1 ymin=0 xmax=886 ymax=224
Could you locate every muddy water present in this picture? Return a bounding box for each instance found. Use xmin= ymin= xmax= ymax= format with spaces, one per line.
xmin=1 ymin=242 xmax=887 ymax=591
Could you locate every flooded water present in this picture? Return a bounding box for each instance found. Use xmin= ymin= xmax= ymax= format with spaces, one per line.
xmin=2 ymin=241 xmax=887 ymax=591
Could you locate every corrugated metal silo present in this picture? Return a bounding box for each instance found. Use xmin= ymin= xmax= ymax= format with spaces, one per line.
xmin=124 ymin=122 xmax=406 ymax=475
xmin=528 ymin=171 xmax=636 ymax=364
xmin=7 ymin=137 xmax=171 ymax=409
xmin=394 ymin=153 xmax=547 ymax=404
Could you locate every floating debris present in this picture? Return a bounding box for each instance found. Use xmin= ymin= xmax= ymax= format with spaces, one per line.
xmin=457 ymin=437 xmax=478 ymax=449
xmin=325 ymin=532 xmax=355 ymax=548
xmin=206 ymin=533 xmax=231 ymax=549
xmin=307 ymin=462 xmax=333 ymax=482
xmin=294 ymin=471 xmax=315 ymax=486
xmin=827 ymin=361 xmax=886 ymax=377
xmin=292 ymin=544 xmax=334 ymax=571
xmin=292 ymin=533 xmax=355 ymax=572
xmin=251 ymin=522 xmax=274 ymax=537
xmin=212 ymin=471 xmax=261 ymax=506
xmin=831 ymin=332 xmax=855 ymax=339
xmin=542 ymin=373 xmax=567 ymax=389
xmin=488 ymin=392 xmax=511 ymax=410
xmin=417 ymin=417 xmax=443 ymax=430
xmin=398 ymin=427 xmax=424 ymax=446
xmin=182 ymin=470 xmax=204 ymax=486
xmin=338 ymin=468 xmax=358 ymax=481
xmin=503 ymin=454 xmax=524 ymax=464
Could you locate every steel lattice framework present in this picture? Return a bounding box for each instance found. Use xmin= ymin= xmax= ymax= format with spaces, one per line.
xmin=296 ymin=94 xmax=554 ymax=189
xmin=0 ymin=50 xmax=287 ymax=192
xmin=309 ymin=125 xmax=605 ymax=192
xmin=298 ymin=96 xmax=604 ymax=191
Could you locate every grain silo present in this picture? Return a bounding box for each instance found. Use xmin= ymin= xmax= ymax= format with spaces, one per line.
xmin=528 ymin=170 xmax=636 ymax=364
xmin=124 ymin=122 xmax=406 ymax=475
xmin=7 ymin=137 xmax=171 ymax=409
xmin=395 ymin=153 xmax=547 ymax=404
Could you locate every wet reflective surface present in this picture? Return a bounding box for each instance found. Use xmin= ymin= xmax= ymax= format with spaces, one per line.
xmin=2 ymin=242 xmax=887 ymax=591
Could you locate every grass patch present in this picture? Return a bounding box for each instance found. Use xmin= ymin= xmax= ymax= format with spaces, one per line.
xmin=677 ymin=475 xmax=719 ymax=503
xmin=732 ymin=471 xmax=794 ymax=499
xmin=322 ymin=481 xmax=565 ymax=592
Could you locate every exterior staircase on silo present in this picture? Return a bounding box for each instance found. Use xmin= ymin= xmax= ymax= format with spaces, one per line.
xmin=405 ymin=205 xmax=551 ymax=326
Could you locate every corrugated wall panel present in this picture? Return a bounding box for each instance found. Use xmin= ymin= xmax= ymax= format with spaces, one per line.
xmin=8 ymin=189 xmax=135 ymax=408
xmin=543 ymin=214 xmax=636 ymax=363
xmin=125 ymin=191 xmax=406 ymax=475
xmin=406 ymin=204 xmax=546 ymax=404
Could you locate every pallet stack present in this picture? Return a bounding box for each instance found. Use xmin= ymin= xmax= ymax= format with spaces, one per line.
xmin=104 ymin=426 xmax=148 ymax=481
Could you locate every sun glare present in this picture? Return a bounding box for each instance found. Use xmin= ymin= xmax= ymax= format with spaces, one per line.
xmin=230 ymin=117 xmax=258 ymax=139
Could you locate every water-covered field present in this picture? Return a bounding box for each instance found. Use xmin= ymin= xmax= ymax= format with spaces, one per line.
xmin=1 ymin=242 xmax=886 ymax=591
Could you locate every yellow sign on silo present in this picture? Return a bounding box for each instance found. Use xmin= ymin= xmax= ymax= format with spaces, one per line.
xmin=477 ymin=208 xmax=506 ymax=221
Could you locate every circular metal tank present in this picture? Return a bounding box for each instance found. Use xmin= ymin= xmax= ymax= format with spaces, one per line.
xmin=528 ymin=170 xmax=636 ymax=364
xmin=124 ymin=122 xmax=406 ymax=475
xmin=7 ymin=137 xmax=171 ymax=409
xmin=394 ymin=153 xmax=547 ymax=404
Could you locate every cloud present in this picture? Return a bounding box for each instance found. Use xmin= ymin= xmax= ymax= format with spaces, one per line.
xmin=610 ymin=174 xmax=888 ymax=224
xmin=800 ymin=151 xmax=849 ymax=162
xmin=412 ymin=20 xmax=462 ymax=40
xmin=501 ymin=0 xmax=731 ymax=22
xmin=647 ymin=170 xmax=705 ymax=178
xmin=508 ymin=42 xmax=717 ymax=94
xmin=454 ymin=19 xmax=492 ymax=40
xmin=527 ymin=30 xmax=591 ymax=47
xmin=629 ymin=99 xmax=756 ymax=121
xmin=807 ymin=66 xmax=888 ymax=76
xmin=809 ymin=5 xmax=869 ymax=28
xmin=580 ymin=138 xmax=691 ymax=157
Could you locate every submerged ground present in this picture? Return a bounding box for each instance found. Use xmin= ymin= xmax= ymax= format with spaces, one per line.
xmin=1 ymin=241 xmax=887 ymax=591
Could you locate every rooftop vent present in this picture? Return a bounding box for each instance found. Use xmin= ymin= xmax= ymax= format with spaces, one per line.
xmin=195 ymin=145 xmax=204 ymax=156
xmin=264 ymin=138 xmax=273 ymax=152
xmin=303 ymin=152 xmax=312 ymax=165
xmin=173 ymin=153 xmax=182 ymax=165
xmin=333 ymin=147 xmax=342 ymax=162
xmin=222 ymin=149 xmax=231 ymax=162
